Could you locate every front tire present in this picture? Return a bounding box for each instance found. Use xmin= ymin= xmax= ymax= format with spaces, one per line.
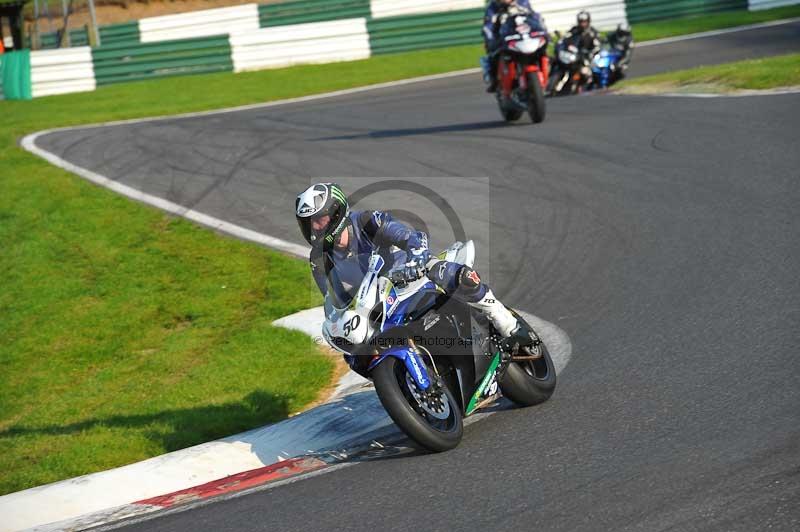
xmin=527 ymin=72 xmax=546 ymax=123
xmin=372 ymin=356 xmax=463 ymax=452
xmin=546 ymin=66 xmax=563 ymax=96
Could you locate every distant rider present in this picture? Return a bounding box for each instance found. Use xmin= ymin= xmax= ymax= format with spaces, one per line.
xmin=606 ymin=22 xmax=633 ymax=77
xmin=295 ymin=183 xmax=539 ymax=375
xmin=482 ymin=0 xmax=544 ymax=93
xmin=564 ymin=10 xmax=601 ymax=58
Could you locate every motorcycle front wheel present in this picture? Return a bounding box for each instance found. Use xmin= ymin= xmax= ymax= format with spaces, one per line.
xmin=497 ymin=96 xmax=524 ymax=122
xmin=526 ymin=72 xmax=546 ymax=123
xmin=546 ymin=66 xmax=563 ymax=96
xmin=372 ymin=356 xmax=463 ymax=452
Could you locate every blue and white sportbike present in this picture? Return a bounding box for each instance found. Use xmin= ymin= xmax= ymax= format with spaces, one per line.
xmin=590 ymin=46 xmax=624 ymax=89
xmin=323 ymin=241 xmax=556 ymax=452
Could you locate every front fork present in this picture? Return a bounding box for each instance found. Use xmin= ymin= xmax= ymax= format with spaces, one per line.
xmin=368 ymin=343 xmax=433 ymax=391
xmin=498 ymin=55 xmax=550 ymax=98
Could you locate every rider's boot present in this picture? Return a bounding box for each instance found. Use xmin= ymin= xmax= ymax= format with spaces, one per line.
xmin=468 ymin=290 xmax=539 ymax=358
xmin=486 ymin=75 xmax=498 ymax=94
xmin=468 ymin=289 xmax=516 ymax=336
xmin=484 ymin=54 xmax=499 ymax=93
xmin=453 ymin=265 xmax=539 ymax=357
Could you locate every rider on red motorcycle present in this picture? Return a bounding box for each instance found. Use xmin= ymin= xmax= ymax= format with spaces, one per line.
xmin=482 ymin=0 xmax=544 ymax=93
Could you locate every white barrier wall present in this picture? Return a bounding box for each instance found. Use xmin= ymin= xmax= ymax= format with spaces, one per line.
xmin=748 ymin=0 xmax=800 ymax=9
xmin=30 ymin=47 xmax=95 ymax=98
xmin=139 ymin=4 xmax=260 ymax=43
xmin=231 ymin=18 xmax=371 ymax=72
xmin=370 ymin=0 xmax=484 ymax=19
xmin=537 ymin=0 xmax=628 ymax=32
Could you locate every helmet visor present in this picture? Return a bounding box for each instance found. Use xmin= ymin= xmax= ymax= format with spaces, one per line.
xmin=298 ymin=213 xmax=331 ymax=246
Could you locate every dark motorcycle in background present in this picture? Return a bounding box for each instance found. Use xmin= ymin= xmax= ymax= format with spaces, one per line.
xmin=547 ymin=31 xmax=593 ymax=96
xmin=487 ymin=6 xmax=549 ymax=123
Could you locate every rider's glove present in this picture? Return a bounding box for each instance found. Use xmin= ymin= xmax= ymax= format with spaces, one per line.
xmin=391 ymin=247 xmax=429 ymax=286
xmin=406 ymin=246 xmax=430 ymax=268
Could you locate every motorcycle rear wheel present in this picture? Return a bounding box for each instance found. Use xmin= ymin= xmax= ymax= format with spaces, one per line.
xmin=498 ymin=310 xmax=557 ymax=406
xmin=373 ymin=356 xmax=463 ymax=452
xmin=498 ymin=99 xmax=524 ymax=122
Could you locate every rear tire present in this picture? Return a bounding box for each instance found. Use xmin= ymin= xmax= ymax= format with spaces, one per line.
xmin=499 ymin=343 xmax=556 ymax=406
xmin=372 ymin=356 xmax=463 ymax=452
xmin=499 ymin=98 xmax=523 ymax=122
xmin=527 ymin=73 xmax=546 ymax=123
xmin=498 ymin=311 xmax=557 ymax=406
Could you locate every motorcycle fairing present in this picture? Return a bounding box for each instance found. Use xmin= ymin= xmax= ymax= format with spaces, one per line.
xmin=382 ymin=273 xmax=438 ymax=329
xmin=465 ymin=353 xmax=502 ymax=415
xmin=591 ymin=47 xmax=622 ymax=88
xmin=367 ymin=345 xmax=432 ymax=391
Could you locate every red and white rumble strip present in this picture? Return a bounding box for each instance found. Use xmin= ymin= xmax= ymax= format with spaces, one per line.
xmin=136 ymin=456 xmax=331 ymax=508
xmin=29 ymin=456 xmax=343 ymax=532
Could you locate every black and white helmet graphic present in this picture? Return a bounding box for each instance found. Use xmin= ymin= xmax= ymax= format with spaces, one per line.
xmin=295 ymin=183 xmax=349 ymax=248
xmin=577 ymin=10 xmax=591 ymax=25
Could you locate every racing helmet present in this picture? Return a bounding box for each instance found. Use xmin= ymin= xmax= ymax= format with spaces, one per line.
xmin=616 ymin=22 xmax=632 ymax=37
xmin=295 ymin=183 xmax=350 ymax=248
xmin=577 ymin=10 xmax=591 ymax=27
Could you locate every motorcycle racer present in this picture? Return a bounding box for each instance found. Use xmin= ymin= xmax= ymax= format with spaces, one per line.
xmin=564 ymin=10 xmax=601 ymax=57
xmin=295 ymin=183 xmax=538 ymax=374
xmin=482 ymin=0 xmax=544 ymax=93
xmin=606 ymin=22 xmax=633 ymax=77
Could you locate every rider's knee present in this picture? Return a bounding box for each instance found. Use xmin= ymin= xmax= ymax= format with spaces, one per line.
xmin=457 ymin=266 xmax=486 ymax=300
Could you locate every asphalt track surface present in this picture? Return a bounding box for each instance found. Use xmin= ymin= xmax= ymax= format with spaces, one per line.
xmin=34 ymin=23 xmax=800 ymax=532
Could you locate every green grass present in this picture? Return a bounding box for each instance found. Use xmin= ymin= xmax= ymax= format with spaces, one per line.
xmin=618 ymin=52 xmax=800 ymax=93
xmin=630 ymin=6 xmax=800 ymax=42
xmin=0 ymin=43 xmax=498 ymax=498
xmin=2 ymin=3 xmax=800 ymax=496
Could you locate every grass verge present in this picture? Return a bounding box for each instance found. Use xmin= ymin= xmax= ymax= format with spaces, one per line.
xmin=2 ymin=4 xmax=799 ymax=497
xmin=631 ymin=6 xmax=800 ymax=42
xmin=617 ymin=52 xmax=800 ymax=94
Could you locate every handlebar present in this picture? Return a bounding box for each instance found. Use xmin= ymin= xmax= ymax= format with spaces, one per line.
xmin=389 ymin=264 xmax=427 ymax=287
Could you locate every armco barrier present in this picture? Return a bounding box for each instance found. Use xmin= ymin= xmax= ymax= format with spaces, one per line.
xmin=259 ymin=0 xmax=370 ymax=27
xmin=92 ymin=35 xmax=233 ymax=86
xmin=37 ymin=27 xmax=89 ymax=49
xmin=369 ymin=0 xmax=483 ymax=19
xmin=138 ymin=4 xmax=259 ymax=43
xmin=231 ymin=17 xmax=370 ymax=71
xmin=30 ymin=47 xmax=95 ymax=97
xmin=367 ymin=8 xmax=483 ymax=55
xmin=35 ymin=21 xmax=140 ymax=50
xmin=748 ymin=0 xmax=800 ymax=8
xmin=625 ymin=0 xmax=748 ymax=22
xmin=99 ymin=21 xmax=142 ymax=46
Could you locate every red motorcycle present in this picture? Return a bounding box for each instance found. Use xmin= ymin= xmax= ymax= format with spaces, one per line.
xmin=491 ymin=9 xmax=549 ymax=123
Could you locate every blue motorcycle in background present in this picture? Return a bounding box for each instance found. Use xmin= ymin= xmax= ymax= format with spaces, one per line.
xmin=590 ymin=46 xmax=624 ymax=89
